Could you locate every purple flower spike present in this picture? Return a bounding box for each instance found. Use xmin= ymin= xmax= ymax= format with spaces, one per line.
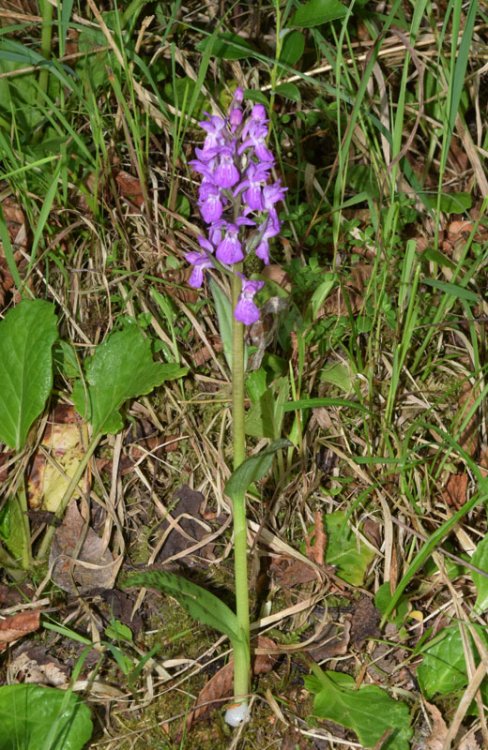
xmin=234 ymin=276 xmax=265 ymax=325
xmin=186 ymin=90 xmax=285 ymax=324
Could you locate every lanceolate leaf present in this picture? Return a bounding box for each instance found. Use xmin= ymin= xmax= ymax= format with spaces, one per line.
xmin=0 ymin=299 xmax=58 ymax=450
xmin=305 ymin=668 xmax=412 ymax=750
xmin=72 ymin=326 xmax=186 ymax=435
xmin=0 ymin=685 xmax=92 ymax=750
xmin=225 ymin=439 xmax=290 ymax=500
xmin=124 ymin=570 xmax=243 ymax=646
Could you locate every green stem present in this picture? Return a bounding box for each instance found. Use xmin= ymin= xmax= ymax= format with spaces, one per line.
xmin=231 ymin=273 xmax=245 ymax=470
xmin=230 ymin=272 xmax=250 ymax=709
xmin=36 ymin=433 xmax=101 ymax=560
xmin=17 ymin=480 xmax=32 ymax=570
xmin=38 ymin=0 xmax=54 ymax=102
xmin=232 ymin=492 xmax=251 ymax=704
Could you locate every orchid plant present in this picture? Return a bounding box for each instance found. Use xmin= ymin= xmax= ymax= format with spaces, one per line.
xmin=186 ymin=89 xmax=286 ymax=723
xmin=126 ymin=90 xmax=286 ymax=728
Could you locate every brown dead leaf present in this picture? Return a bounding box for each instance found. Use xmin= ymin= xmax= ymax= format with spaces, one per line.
xmin=307 ymin=620 xmax=351 ymax=661
xmin=423 ymin=701 xmax=448 ymax=750
xmin=49 ymin=501 xmax=119 ymax=593
xmin=350 ymin=596 xmax=380 ymax=646
xmin=305 ymin=510 xmax=326 ymax=565
xmin=8 ymin=647 xmax=69 ymax=687
xmin=187 ymin=636 xmax=278 ymax=728
xmin=0 ymin=611 xmax=40 ymax=651
xmin=442 ymin=472 xmax=468 ymax=509
xmin=270 ymin=555 xmax=318 ymax=587
xmin=459 ymin=735 xmax=482 ymax=750
xmin=27 ymin=404 xmax=87 ymax=512
xmin=115 ymin=170 xmax=145 ymax=208
xmin=156 ymin=486 xmax=214 ymax=565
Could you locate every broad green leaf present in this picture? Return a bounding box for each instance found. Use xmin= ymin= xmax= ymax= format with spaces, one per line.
xmin=290 ymin=0 xmax=347 ymax=28
xmin=418 ymin=625 xmax=488 ymax=698
xmin=273 ymin=82 xmax=301 ymax=102
xmin=0 ymin=685 xmax=92 ymax=750
xmin=0 ymin=300 xmax=58 ymax=450
xmin=471 ymin=533 xmax=488 ymax=613
xmin=124 ymin=570 xmax=243 ymax=646
xmin=0 ymin=497 xmax=29 ymax=567
xmin=279 ymin=31 xmax=305 ymax=66
xmin=325 ymin=511 xmax=375 ymax=585
xmin=72 ymin=326 xmax=186 ymax=435
xmin=423 ymin=191 xmax=472 ymax=214
xmin=225 ymin=439 xmax=290 ymax=500
xmin=305 ymin=668 xmax=412 ymax=750
xmin=320 ymin=362 xmax=354 ymax=393
xmin=197 ymin=32 xmax=258 ymax=60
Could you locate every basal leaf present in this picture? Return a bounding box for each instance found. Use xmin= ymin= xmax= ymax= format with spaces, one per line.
xmin=417 ymin=624 xmax=488 ymax=698
xmin=0 ymin=497 xmax=29 ymax=568
xmin=0 ymin=299 xmax=58 ymax=450
xmin=225 ymin=439 xmax=290 ymax=500
xmin=73 ymin=326 xmax=186 ymax=435
xmin=325 ymin=511 xmax=375 ymax=585
xmin=0 ymin=685 xmax=92 ymax=750
xmin=124 ymin=570 xmax=242 ymax=646
xmin=471 ymin=533 xmax=488 ymax=614
xmin=291 ymin=0 xmax=347 ymax=28
xmin=305 ymin=668 xmax=412 ymax=750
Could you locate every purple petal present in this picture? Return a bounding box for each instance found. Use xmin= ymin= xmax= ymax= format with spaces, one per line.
xmin=216 ymin=226 xmax=244 ymax=264
xmin=214 ymin=149 xmax=240 ymax=188
xmin=234 ymin=297 xmax=261 ymax=325
xmin=234 ymin=276 xmax=265 ymax=325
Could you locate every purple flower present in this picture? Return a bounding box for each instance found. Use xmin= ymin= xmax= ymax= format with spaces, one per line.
xmin=240 ymin=122 xmax=275 ymax=162
xmin=234 ymin=276 xmax=265 ymax=325
xmin=199 ymin=115 xmax=226 ymax=151
xmin=263 ymin=181 xmax=287 ymax=211
xmin=255 ymin=215 xmax=280 ymax=264
xmin=213 ymin=147 xmax=240 ymax=188
xmin=215 ymin=218 xmax=254 ymax=264
xmin=239 ymin=162 xmax=271 ymax=212
xmin=215 ymin=223 xmax=243 ymax=264
xmin=198 ymin=182 xmax=225 ymax=223
xmin=185 ymin=250 xmax=214 ymax=288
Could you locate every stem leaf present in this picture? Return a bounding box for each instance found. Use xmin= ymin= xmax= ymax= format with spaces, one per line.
xmin=225 ymin=439 xmax=290 ymax=500
xmin=124 ymin=570 xmax=243 ymax=646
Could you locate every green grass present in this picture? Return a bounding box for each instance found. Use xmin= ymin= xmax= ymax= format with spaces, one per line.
xmin=0 ymin=1 xmax=487 ymax=748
